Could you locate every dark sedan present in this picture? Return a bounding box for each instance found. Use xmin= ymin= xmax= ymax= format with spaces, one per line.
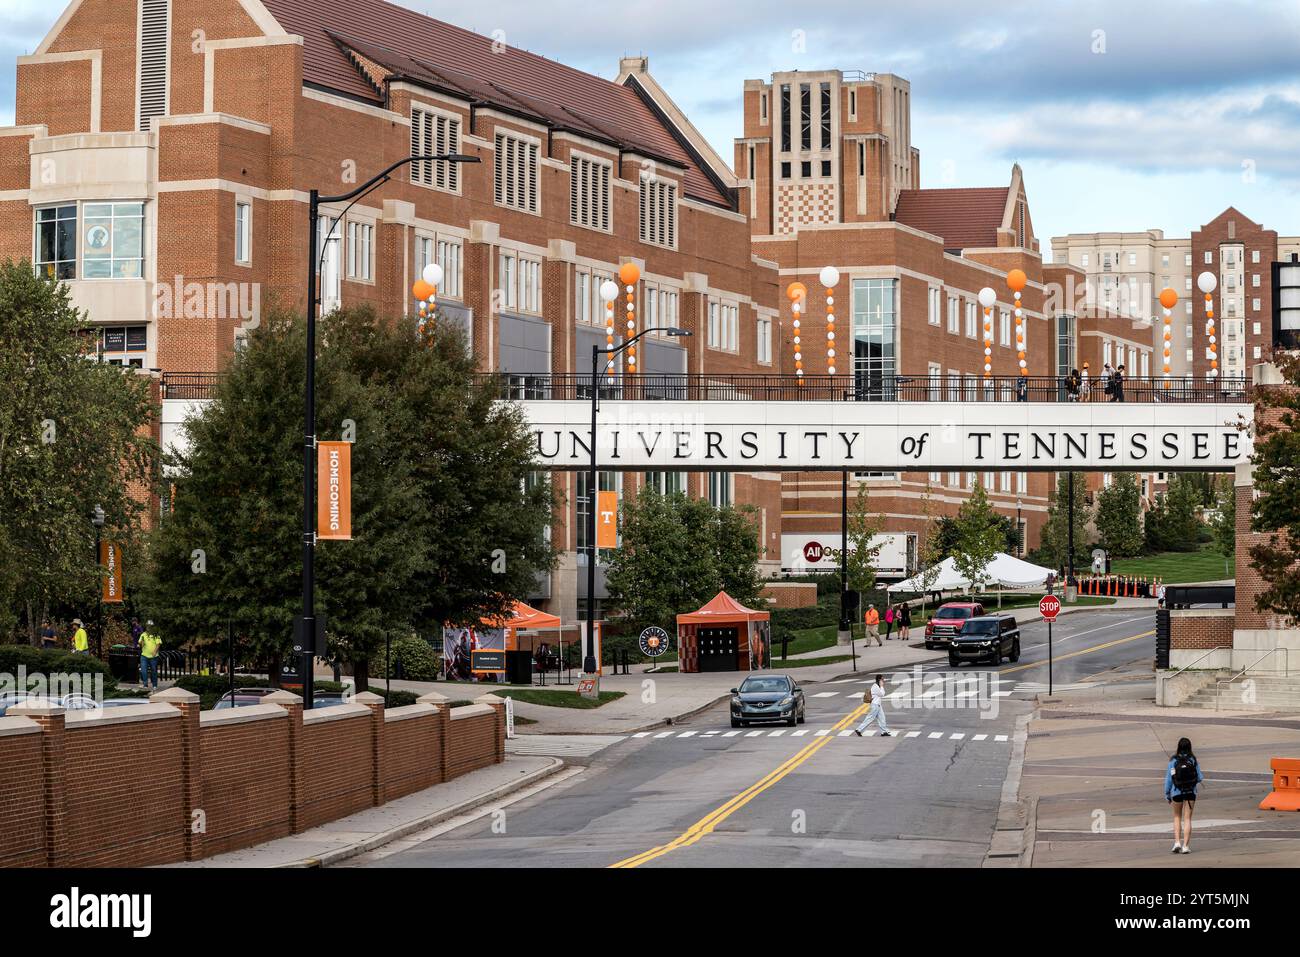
xmin=730 ymin=674 xmax=805 ymax=728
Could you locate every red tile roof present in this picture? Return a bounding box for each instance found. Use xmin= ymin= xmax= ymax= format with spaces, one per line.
xmin=259 ymin=0 xmax=730 ymax=206
xmin=893 ymin=187 xmax=1009 ymax=251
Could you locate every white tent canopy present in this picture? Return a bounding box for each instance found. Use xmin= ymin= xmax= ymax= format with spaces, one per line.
xmin=888 ymin=553 xmax=1052 ymax=593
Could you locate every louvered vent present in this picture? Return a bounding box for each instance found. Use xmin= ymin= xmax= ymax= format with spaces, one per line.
xmin=137 ymin=0 xmax=170 ymax=132
xmin=494 ymin=131 xmax=539 ymax=213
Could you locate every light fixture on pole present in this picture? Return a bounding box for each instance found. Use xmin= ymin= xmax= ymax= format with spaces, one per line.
xmin=1007 ymin=269 xmax=1027 ymax=375
xmin=978 ymin=286 xmax=997 ymax=379
xmin=1197 ymin=270 xmax=1218 ymax=379
xmin=91 ymin=504 xmax=106 ymax=657
xmin=786 ymin=282 xmax=807 ymax=385
xmin=1158 ymin=287 xmax=1178 ymax=389
xmin=820 ymin=266 xmax=840 ymax=376
xmin=413 ymin=262 xmax=443 ymax=341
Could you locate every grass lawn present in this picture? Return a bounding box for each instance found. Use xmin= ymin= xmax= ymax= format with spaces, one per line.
xmin=770 ymin=654 xmax=856 ymax=669
xmin=491 ymin=688 xmax=625 ymax=709
xmin=1110 ymin=547 xmax=1233 ymax=583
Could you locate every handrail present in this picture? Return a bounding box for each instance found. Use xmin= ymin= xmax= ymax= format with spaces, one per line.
xmin=1215 ymin=648 xmax=1290 ymax=711
xmin=1168 ymin=646 xmax=1227 ymax=680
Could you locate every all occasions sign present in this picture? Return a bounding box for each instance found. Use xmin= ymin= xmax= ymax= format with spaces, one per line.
xmin=519 ymin=400 xmax=1253 ymax=472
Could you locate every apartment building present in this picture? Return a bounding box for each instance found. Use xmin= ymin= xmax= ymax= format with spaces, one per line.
xmin=735 ymin=69 xmax=1054 ymax=566
xmin=1 ymin=0 xmax=785 ymax=623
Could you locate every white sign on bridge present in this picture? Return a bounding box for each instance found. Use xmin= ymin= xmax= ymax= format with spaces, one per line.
xmin=519 ymin=400 xmax=1252 ymax=472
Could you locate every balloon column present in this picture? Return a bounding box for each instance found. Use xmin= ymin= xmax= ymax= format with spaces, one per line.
xmin=619 ymin=262 xmax=641 ymax=374
xmin=599 ymin=278 xmax=620 ymax=380
xmin=1007 ymin=269 xmax=1027 ymax=374
xmin=977 ymin=286 xmax=997 ymax=377
xmin=412 ymin=262 xmax=443 ymax=340
xmin=1197 ymin=271 xmax=1218 ymax=378
xmin=1158 ymin=287 xmax=1179 ymax=389
xmin=787 ymin=281 xmax=808 ymax=385
xmin=820 ymin=266 xmax=840 ymax=375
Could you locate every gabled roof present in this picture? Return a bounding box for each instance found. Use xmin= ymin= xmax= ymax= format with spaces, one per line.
xmin=259 ymin=0 xmax=730 ymax=206
xmin=893 ymin=186 xmax=1010 ymax=252
xmin=677 ymin=591 xmax=770 ymax=624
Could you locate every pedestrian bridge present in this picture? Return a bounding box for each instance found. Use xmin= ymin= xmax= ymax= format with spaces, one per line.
xmin=487 ymin=374 xmax=1254 ymax=472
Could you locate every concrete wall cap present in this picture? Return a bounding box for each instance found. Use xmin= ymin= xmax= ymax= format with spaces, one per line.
xmin=384 ymin=702 xmax=437 ymax=722
xmin=451 ymin=703 xmax=494 ymax=720
xmin=352 ymin=691 xmax=385 ymax=705
xmin=199 ymin=703 xmax=287 ymax=727
xmin=263 ymin=690 xmax=304 ymax=705
xmin=0 ymin=715 xmax=42 ymax=736
xmin=7 ymin=700 xmax=65 ymax=716
xmin=474 ymin=693 xmax=503 ymax=706
xmin=150 ymin=687 xmax=200 ymax=704
xmin=416 ymin=691 xmax=450 ymax=705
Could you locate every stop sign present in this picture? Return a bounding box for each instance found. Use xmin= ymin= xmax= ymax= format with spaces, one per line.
xmin=1039 ymin=595 xmax=1061 ymax=621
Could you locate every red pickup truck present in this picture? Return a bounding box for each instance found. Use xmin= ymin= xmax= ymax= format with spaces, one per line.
xmin=924 ymin=602 xmax=986 ymax=649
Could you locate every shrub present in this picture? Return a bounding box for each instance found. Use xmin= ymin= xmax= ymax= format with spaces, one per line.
xmin=368 ymin=635 xmax=440 ymax=681
xmin=0 ymin=644 xmax=116 ymax=689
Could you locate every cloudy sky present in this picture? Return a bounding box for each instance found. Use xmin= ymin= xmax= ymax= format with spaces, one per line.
xmin=4 ymin=0 xmax=1299 ymax=250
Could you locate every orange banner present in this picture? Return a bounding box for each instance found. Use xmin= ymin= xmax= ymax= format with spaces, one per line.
xmin=596 ymin=490 xmax=618 ymax=549
xmin=100 ymin=541 xmax=123 ymax=604
xmin=317 ymin=441 xmax=352 ymax=540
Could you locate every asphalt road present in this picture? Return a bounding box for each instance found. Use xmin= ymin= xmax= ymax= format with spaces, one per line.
xmin=345 ymin=608 xmax=1157 ymax=869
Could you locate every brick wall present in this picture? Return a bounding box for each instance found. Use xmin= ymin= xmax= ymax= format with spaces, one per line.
xmin=0 ymin=689 xmax=504 ymax=867
xmin=1170 ymin=609 xmax=1235 ymax=650
xmin=760 ymin=581 xmax=818 ymax=608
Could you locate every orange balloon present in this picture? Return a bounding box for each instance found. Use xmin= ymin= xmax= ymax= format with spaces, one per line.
xmin=1159 ymin=288 xmax=1178 ymax=309
xmin=412 ymin=279 xmax=434 ymax=301
xmin=786 ymin=281 xmax=807 ymax=302
xmin=1006 ymin=268 xmax=1028 ymax=292
xmin=618 ymin=262 xmax=641 ymax=286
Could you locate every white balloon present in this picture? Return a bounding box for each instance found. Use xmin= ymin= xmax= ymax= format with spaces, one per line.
xmin=978 ymin=287 xmax=997 ymax=308
xmin=828 ymin=366 xmax=836 ymax=375
xmin=1196 ymin=271 xmax=1217 ymax=293
xmin=827 ymin=331 xmax=835 ymax=340
xmin=599 ymin=280 xmax=619 ymax=302
xmin=819 ymin=265 xmax=840 ymax=288
xmin=984 ymin=347 xmax=991 ymax=356
xmin=422 ymin=263 xmax=444 ymax=287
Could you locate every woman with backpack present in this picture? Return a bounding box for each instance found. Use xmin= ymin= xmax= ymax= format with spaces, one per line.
xmin=1165 ymin=737 xmax=1204 ymax=854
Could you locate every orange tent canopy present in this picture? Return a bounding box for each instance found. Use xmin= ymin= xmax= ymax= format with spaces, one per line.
xmin=483 ymin=599 xmax=562 ymax=630
xmin=676 ymin=591 xmax=770 ymax=625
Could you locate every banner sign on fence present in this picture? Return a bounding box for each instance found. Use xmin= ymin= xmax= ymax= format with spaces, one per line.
xmin=100 ymin=541 xmax=123 ymax=604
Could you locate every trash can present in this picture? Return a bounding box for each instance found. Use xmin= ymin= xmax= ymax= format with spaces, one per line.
xmin=504 ymin=650 xmax=532 ymax=685
xmin=107 ymin=645 xmax=139 ymax=682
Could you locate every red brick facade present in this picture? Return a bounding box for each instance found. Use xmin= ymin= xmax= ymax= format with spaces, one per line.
xmin=1169 ymin=609 xmax=1235 ymax=650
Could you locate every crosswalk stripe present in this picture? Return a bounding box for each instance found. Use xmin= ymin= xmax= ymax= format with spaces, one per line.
xmin=995 ymin=735 xmax=1009 ymax=742
xmin=746 ymin=730 xmax=763 ymax=737
xmin=812 ymin=691 xmax=839 ymax=698
xmin=928 ymin=732 xmax=943 ymax=739
xmin=677 ymin=730 xmax=696 ymax=737
xmin=973 ymin=734 xmax=988 ymax=741
xmin=654 ymin=731 xmax=673 ymax=739
xmin=769 ymin=729 xmax=786 ymax=737
xmin=950 ymin=733 xmax=965 ymax=740
xmin=837 ymin=730 xmax=853 ymax=737
xmin=792 ymin=729 xmax=809 ymax=736
xmin=723 ymin=730 xmax=742 ymax=737
xmin=632 ymin=732 xmax=651 ymax=738
xmin=905 ymin=731 xmax=921 ymax=738
xmin=814 ymin=729 xmax=830 ymax=737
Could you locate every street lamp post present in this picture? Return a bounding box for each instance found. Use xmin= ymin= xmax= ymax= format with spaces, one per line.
xmin=1015 ymin=498 xmax=1023 ymax=557
xmin=583 ymin=324 xmax=692 ymax=678
xmin=91 ymin=504 xmax=105 ymax=657
xmin=302 ymin=153 xmax=478 ymax=709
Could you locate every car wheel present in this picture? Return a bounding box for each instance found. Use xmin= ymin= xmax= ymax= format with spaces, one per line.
xmin=1010 ymin=640 xmax=1020 ymax=663
xmin=730 ymin=717 xmax=741 ymax=728
xmin=786 ymin=713 xmax=797 ymax=727
xmin=990 ymin=648 xmax=1002 ymax=665
xmin=797 ymin=706 xmax=806 ymax=724
xmin=948 ymin=655 xmax=960 ymax=668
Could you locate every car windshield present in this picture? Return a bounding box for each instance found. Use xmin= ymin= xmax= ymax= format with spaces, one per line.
xmin=962 ymin=620 xmax=1000 ymax=634
xmin=739 ymin=677 xmax=790 ymax=693
xmin=936 ymin=607 xmax=972 ymax=619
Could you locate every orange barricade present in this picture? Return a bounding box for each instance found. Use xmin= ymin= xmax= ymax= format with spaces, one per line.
xmin=1259 ymin=758 xmax=1300 ymax=812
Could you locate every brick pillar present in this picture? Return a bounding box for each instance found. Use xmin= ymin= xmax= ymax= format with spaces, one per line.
xmin=264 ymin=691 xmax=304 ymax=832
xmin=150 ymin=687 xmax=204 ymax=861
xmin=354 ymin=691 xmax=385 ymax=806
xmin=418 ymin=691 xmax=449 ymax=783
xmin=11 ymin=702 xmax=68 ymax=867
xmin=474 ymin=693 xmax=507 ymax=764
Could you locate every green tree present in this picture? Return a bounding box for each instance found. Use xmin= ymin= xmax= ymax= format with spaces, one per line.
xmin=825 ymin=481 xmax=882 ymax=601
xmin=1209 ymin=474 xmax=1236 ymax=560
xmin=138 ymin=307 xmax=554 ymax=687
xmin=1036 ymin=472 xmax=1090 ymax=572
xmin=0 ymin=262 xmax=158 ymax=642
xmin=605 ymin=487 xmax=764 ymax=631
xmin=914 ymin=481 xmax=945 ymax=613
xmin=1248 ymin=351 xmax=1300 ymax=624
xmin=934 ymin=512 xmax=1019 ymax=558
xmin=1149 ymin=474 xmax=1202 ymax=553
xmin=951 ymin=481 xmax=1003 ymax=592
xmin=1095 ymin=473 xmax=1144 ymax=557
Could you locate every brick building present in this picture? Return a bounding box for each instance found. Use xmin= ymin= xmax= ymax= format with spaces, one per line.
xmin=735 ymin=69 xmax=1057 ymax=567
xmin=2 ymin=0 xmax=787 ymax=623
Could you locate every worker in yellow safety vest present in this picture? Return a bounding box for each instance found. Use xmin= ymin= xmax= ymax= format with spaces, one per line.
xmin=71 ymin=618 xmax=89 ymax=655
xmin=138 ymin=622 xmax=163 ymax=689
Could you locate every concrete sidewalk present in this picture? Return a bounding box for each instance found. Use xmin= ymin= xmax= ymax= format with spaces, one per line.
xmin=1014 ymin=694 xmax=1300 ymax=867
xmin=168 ymin=755 xmax=563 ymax=867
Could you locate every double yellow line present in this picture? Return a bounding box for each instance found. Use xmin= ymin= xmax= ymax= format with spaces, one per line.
xmin=609 ymin=698 xmax=872 ymax=868
xmin=996 ymin=630 xmax=1155 ymax=677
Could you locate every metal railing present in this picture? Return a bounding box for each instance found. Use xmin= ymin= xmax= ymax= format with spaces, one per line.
xmin=476 ymin=373 xmax=1249 ymax=404
xmin=1215 ymin=648 xmax=1291 ymax=711
xmin=160 ymin=372 xmax=221 ymax=400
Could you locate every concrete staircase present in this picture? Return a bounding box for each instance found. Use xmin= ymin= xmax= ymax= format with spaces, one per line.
xmin=1182 ymin=674 xmax=1300 ymax=712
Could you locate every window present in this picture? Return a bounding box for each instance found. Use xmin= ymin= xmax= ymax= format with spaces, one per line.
xmin=1000 ymin=309 xmax=1011 ymax=346
xmin=849 ymin=89 xmax=857 ymax=117
xmin=984 ymin=472 xmax=995 ymax=490
xmin=643 ymin=471 xmax=685 ymax=496
xmin=35 ymin=205 xmax=77 ymax=279
xmin=946 ymin=294 xmax=959 ymax=334
xmin=1000 ymin=471 xmax=1011 ymax=492
xmin=520 ymin=258 xmax=541 ymax=313
xmin=493 ymin=131 xmax=539 ymax=213
xmin=1162 ymin=254 xmax=1169 ymax=267
xmin=1104 ymin=341 xmax=1113 ymax=366
xmin=709 ymin=472 xmax=732 ymax=509
xmin=1185 ymin=276 xmax=1192 ymax=291
xmin=639 ymin=176 xmax=678 ymax=248
xmin=1017 ymin=472 xmax=1027 ymax=495
xmin=965 ymin=300 xmax=977 ymax=338
xmin=1081 ymin=252 xmax=1090 ymax=268
xmin=800 ymin=161 xmax=812 ymax=178
xmin=1251 ymin=273 xmax=1260 ymax=288
xmin=820 ymin=160 xmax=831 ymax=177
xmin=780 ymin=161 xmax=791 ymax=179
xmin=235 ymin=200 xmax=251 ymax=265
xmin=927 ymin=287 xmax=940 ymax=325
xmin=857 ymin=142 xmax=865 ymax=176
xmin=498 ymin=251 xmax=517 ymax=309
xmin=1252 ymin=250 xmax=1260 ymax=264
xmin=1204 ymin=250 xmax=1213 ymax=264
xmin=411 ymin=107 xmax=462 ymax=191
xmin=436 ymin=238 xmax=463 ymax=298
xmin=346 ymin=220 xmax=372 ymax=280
xmin=97 ymin=325 xmax=148 ymax=367
xmin=780 ymin=84 xmax=791 ymax=152
xmin=80 ymin=202 xmax=144 ymax=279
xmin=760 ymin=93 xmax=768 ymax=122
xmin=1128 ymin=252 xmax=1137 ymax=266
xmin=575 ymin=270 xmax=591 ymax=324
xmin=819 ymin=82 xmax=831 ymax=150
xmin=928 ymin=362 xmax=941 ymax=400
xmin=570 ymin=154 xmax=611 ymax=231
xmin=948 ymin=472 xmax=959 ymax=487
xmin=800 ymin=83 xmax=811 ymax=151
xmin=708 ymin=301 xmax=738 ymax=351
xmin=1185 ymin=253 xmax=1192 ymax=266
xmin=852 ymin=279 xmax=898 ymax=398
xmin=757 ymin=315 xmax=772 ymax=364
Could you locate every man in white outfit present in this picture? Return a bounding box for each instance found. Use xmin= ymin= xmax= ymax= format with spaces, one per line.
xmin=853 ymin=674 xmax=891 ymax=736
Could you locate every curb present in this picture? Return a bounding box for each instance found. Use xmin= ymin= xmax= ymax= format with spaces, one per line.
xmin=984 ymin=711 xmax=1035 ymax=867
xmin=282 ymin=757 xmax=566 ymax=868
